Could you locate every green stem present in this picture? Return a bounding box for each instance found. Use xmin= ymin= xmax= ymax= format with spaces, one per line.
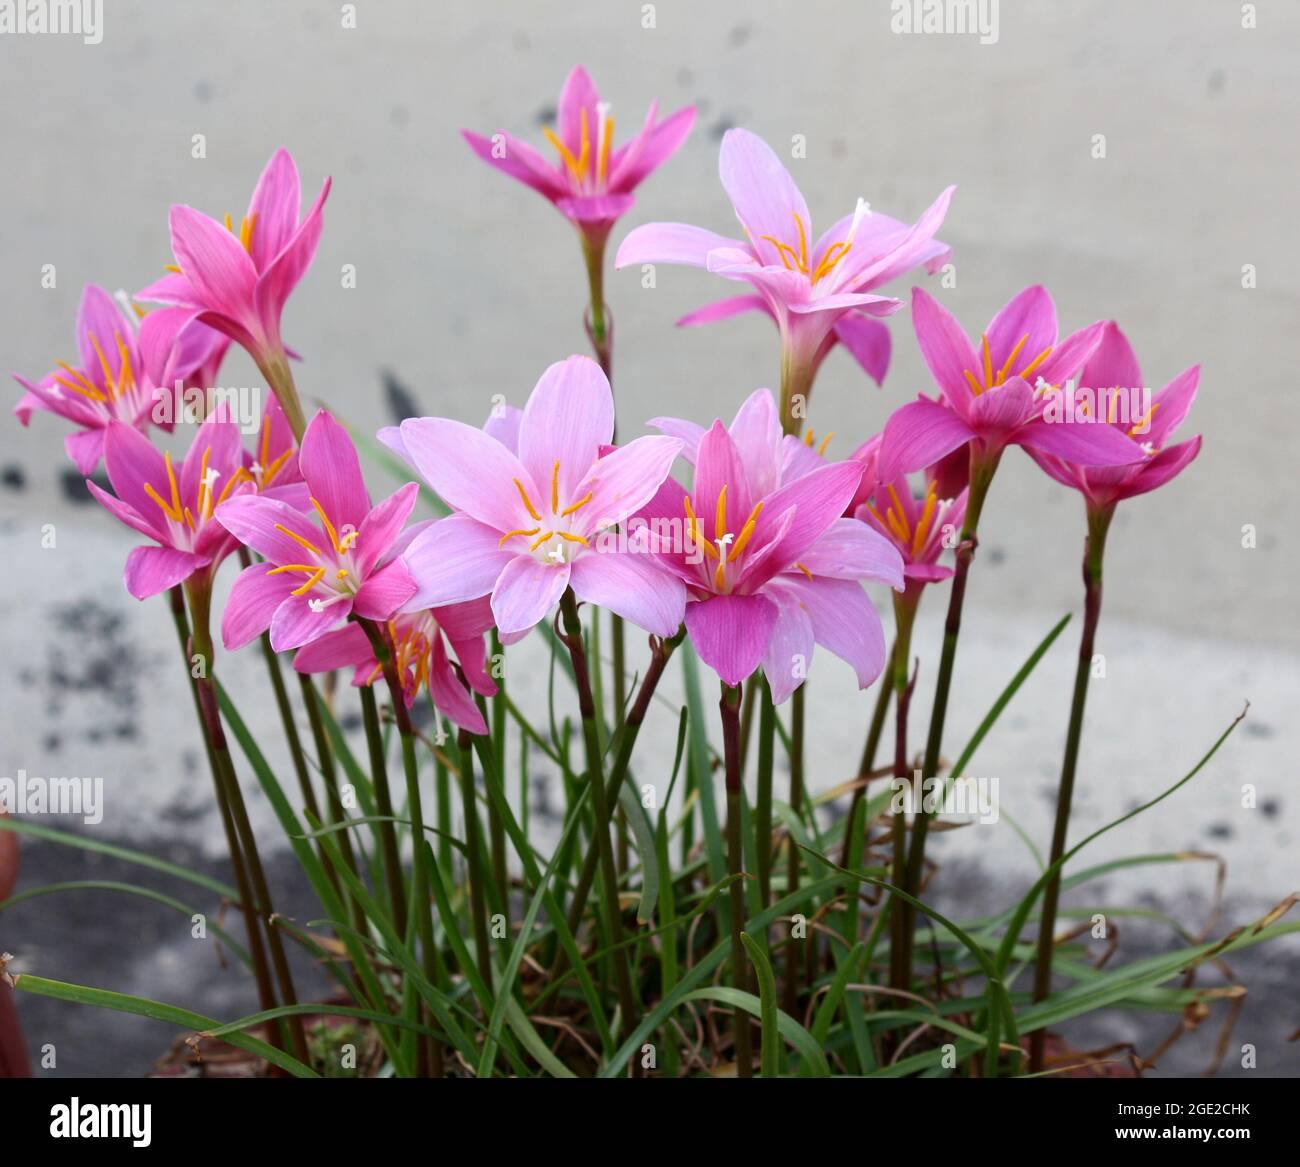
xmin=899 ymin=447 xmax=1001 ymax=985
xmin=887 ymin=590 xmax=919 ymax=992
xmin=781 ymin=683 xmax=804 ymax=1016
xmin=581 ymin=229 xmax=613 ymax=377
xmin=1028 ymin=504 xmax=1112 ymax=1073
xmin=358 ymin=684 xmax=408 ymax=937
xmin=255 ymin=350 xmax=307 ymax=443
xmin=720 ymin=681 xmax=753 ymax=1077
xmin=839 ymin=643 xmax=895 ymax=868
xmin=557 ymin=588 xmax=636 ymax=1036
xmin=167 ymin=587 xmax=278 ymax=1037
xmin=550 ymin=629 xmax=681 ymax=981
xmin=779 ymin=350 xmax=815 ymax=437
xmin=456 ymin=728 xmax=494 ymax=988
xmin=182 ymin=576 xmax=309 ymax=1064
xmin=755 ymin=677 xmax=775 ymax=908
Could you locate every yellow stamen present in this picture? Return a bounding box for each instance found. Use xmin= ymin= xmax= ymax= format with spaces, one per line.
xmin=804 ymin=429 xmax=816 ymax=447
xmin=551 ymin=459 xmax=561 ymax=513
xmin=52 ymin=373 xmax=108 ymax=403
xmin=555 ymin=531 xmax=588 ymax=546
xmin=995 ymin=333 xmax=1029 ymax=386
xmin=727 ymin=501 xmax=764 ymax=561
xmin=216 ymin=466 xmax=252 ymax=505
xmin=164 ymin=263 xmax=182 ymax=275
xmin=275 ymin=523 xmax=323 ymax=557
xmin=114 ymin=332 xmax=136 ymax=395
xmin=714 ymin=484 xmax=728 ymax=540
xmin=598 ymin=115 xmax=614 ymax=181
xmin=289 ymin=567 xmax=325 ymax=596
xmin=981 ymin=334 xmax=993 ymax=389
xmin=1019 ymin=346 xmax=1053 ymax=382
xmin=577 ymin=107 xmax=590 ymax=179
xmin=224 ymin=212 xmax=233 ymax=233
xmin=310 ymin=497 xmax=343 ymax=555
xmin=88 ymin=332 xmax=116 ymax=399
xmin=498 ymin=526 xmax=541 ymax=547
xmin=796 ymin=562 xmax=813 ymax=580
xmin=817 ymin=431 xmax=835 ymax=456
xmin=559 ymin=491 xmax=592 ymax=517
xmin=259 ymin=416 xmax=272 ymax=473
xmin=543 ymin=126 xmax=584 ymax=181
xmin=810 ymin=241 xmax=852 ymax=284
xmin=239 ymin=213 xmax=256 ymax=253
xmin=261 ymin=447 xmax=293 ymax=487
xmin=514 ymin=478 xmax=542 ymax=521
xmin=336 ymin=569 xmax=349 ymax=580
xmin=143 ymin=483 xmax=181 ymax=522
xmin=792 ymin=213 xmax=809 ymax=273
xmin=529 ymin=530 xmax=554 ymax=551
xmin=912 ymin=482 xmax=938 ymax=554
xmin=963 ymin=368 xmax=984 ymax=398
xmin=713 ymin=559 xmax=727 ymax=591
xmin=1127 ymin=401 xmax=1159 ymax=437
xmin=683 ymin=494 xmax=718 ymax=559
xmin=197 ymin=445 xmax=213 ymax=519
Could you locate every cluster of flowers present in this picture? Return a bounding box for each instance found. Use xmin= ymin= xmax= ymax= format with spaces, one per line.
xmin=13 ymin=65 xmax=1201 ymax=736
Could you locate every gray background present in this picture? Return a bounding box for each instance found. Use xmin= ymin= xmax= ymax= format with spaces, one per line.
xmin=0 ymin=0 xmax=1295 ymax=1076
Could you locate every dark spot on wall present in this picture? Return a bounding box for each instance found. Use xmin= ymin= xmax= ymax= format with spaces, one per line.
xmin=2 ymin=464 xmax=26 ymax=491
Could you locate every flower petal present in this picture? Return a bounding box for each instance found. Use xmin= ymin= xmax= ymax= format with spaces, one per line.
xmin=518 ymin=355 xmax=614 ymax=505
xmin=246 ymin=148 xmax=303 ymax=272
xmin=684 ymin=593 xmax=777 ymax=687
xmin=797 ymin=518 xmax=905 ymax=588
xmin=401 ymin=513 xmax=513 ymax=609
xmin=718 ymin=129 xmax=811 ymax=268
xmin=269 ymin=592 xmax=352 ymax=652
xmin=123 ymin=545 xmax=207 ymax=600
xmin=761 ymin=589 xmax=815 ymax=704
xmin=987 ymin=285 xmax=1058 ymax=375
xmin=1079 ymin=321 xmax=1142 ymax=392
xmin=216 ymin=493 xmax=327 ymax=565
xmin=355 ymin=482 xmax=419 ymax=576
xmin=876 ymin=398 xmax=975 ymax=483
xmin=490 ymin=555 xmax=570 ymax=638
xmin=1017 ymin=412 xmax=1147 ymax=466
xmin=428 ymin=635 xmax=488 ymax=734
xmin=771 ymin=575 xmax=887 ymax=690
xmin=615 ymin=222 xmax=747 ymax=269
xmin=399 ymin=415 xmax=537 ymax=532
xmin=833 ymin=316 xmax=892 ymax=387
xmin=911 ymin=286 xmax=979 ymax=411
xmin=223 ymin=562 xmax=298 ymax=649
xmin=569 ymin=548 xmax=686 ymax=637
xmin=292 ymin=622 xmax=371 ymax=674
xmin=353 ymin=558 xmax=417 ymax=620
xmin=578 ymin=435 xmax=682 ymax=530
xmin=298 ymin=408 xmax=371 ymax=534
xmin=254 ymin=176 xmax=331 ymax=340
xmin=169 ymin=205 xmax=260 ymax=329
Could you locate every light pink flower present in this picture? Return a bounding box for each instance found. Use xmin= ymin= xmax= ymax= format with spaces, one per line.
xmin=136 ymin=148 xmax=330 ymax=373
xmin=634 ymin=388 xmax=904 ymax=702
xmin=216 ymin=410 xmax=417 ymax=652
xmin=877 ymin=286 xmax=1146 ymax=481
xmin=463 ymin=65 xmax=694 ymax=244
xmin=616 ymin=129 xmax=953 ymax=393
xmin=1027 ymin=322 xmax=1202 ymax=512
xmin=387 ymin=356 xmax=685 ymax=642
xmin=14 ymin=285 xmax=225 ymax=473
xmin=294 ymin=597 xmax=497 ymax=735
xmin=86 ymin=411 xmax=253 ymax=598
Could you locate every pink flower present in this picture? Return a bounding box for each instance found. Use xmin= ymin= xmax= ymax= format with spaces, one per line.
xmin=294 ymin=597 xmax=497 ymax=735
xmin=241 ymin=397 xmax=309 ymax=508
xmin=86 ymin=411 xmax=253 ymax=599
xmin=136 ymin=148 xmax=330 ymax=375
xmin=634 ymin=388 xmax=904 ymax=702
xmin=462 ymin=65 xmax=694 ymax=244
xmin=13 ymin=285 xmax=224 ymax=473
xmin=616 ymin=129 xmax=953 ymax=405
xmin=215 ymin=410 xmax=417 ymax=652
xmin=876 ymin=286 xmax=1146 ymax=482
xmin=1027 ymin=322 xmax=1202 ymax=512
xmin=386 ymin=356 xmax=685 ymax=642
xmin=854 ymin=461 xmax=969 ymax=587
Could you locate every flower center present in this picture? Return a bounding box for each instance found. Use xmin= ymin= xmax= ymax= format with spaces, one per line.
xmin=684 ymin=483 xmax=763 ymax=594
xmin=542 ymin=104 xmax=615 ymax=193
xmin=963 ymin=332 xmax=1052 ymax=396
xmin=267 ymin=496 xmax=360 ymax=610
xmin=867 ymin=481 xmax=939 ymax=558
xmin=50 ymin=330 xmax=137 ymax=417
xmin=498 ymin=459 xmax=594 ymax=564
xmin=757 ymin=200 xmax=869 ymax=286
xmin=142 ymin=446 xmax=240 ymax=547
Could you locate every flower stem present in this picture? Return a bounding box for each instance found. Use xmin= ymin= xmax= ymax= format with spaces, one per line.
xmin=779 ymin=351 xmax=815 ymax=437
xmin=839 ymin=643 xmax=895 ymax=868
xmin=456 ymin=728 xmax=494 ymax=988
xmin=550 ymin=629 xmax=681 ymax=982
xmin=182 ymin=576 xmax=309 ymax=1064
xmin=557 ymin=588 xmax=637 ymax=1035
xmin=581 ymin=229 xmax=613 ymax=377
xmin=358 ymin=683 xmax=409 ymax=937
xmin=167 ymin=586 xmax=279 ymax=1040
xmin=1028 ymin=504 xmax=1112 ymax=1073
xmin=256 ymin=350 xmax=308 ymax=443
xmin=782 ymin=682 xmax=806 ymax=1016
xmin=887 ymin=589 xmax=919 ymax=992
xmin=360 ymin=619 xmax=442 ymax=1076
xmin=720 ymin=681 xmax=753 ymax=1076
xmin=898 ymin=447 xmax=1001 ymax=984
xmin=755 ymin=676 xmax=776 ymax=908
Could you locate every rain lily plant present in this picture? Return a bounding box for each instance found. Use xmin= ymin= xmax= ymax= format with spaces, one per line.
xmin=464 ymin=65 xmax=694 ymax=365
xmin=617 ymin=128 xmax=954 ymax=430
xmin=138 ymin=147 xmax=331 ymax=440
xmin=8 ymin=67 xmax=1288 ymax=1089
xmin=1023 ymin=323 xmax=1202 ymax=1071
xmin=14 ymin=284 xmax=225 ymax=473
